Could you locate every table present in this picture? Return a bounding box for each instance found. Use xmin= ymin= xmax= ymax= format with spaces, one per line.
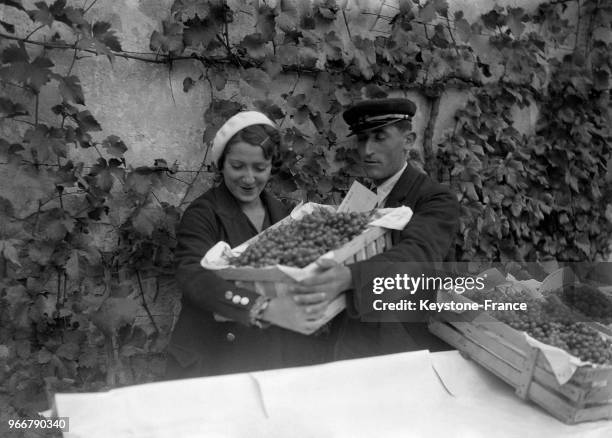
xmin=54 ymin=350 xmax=612 ymax=437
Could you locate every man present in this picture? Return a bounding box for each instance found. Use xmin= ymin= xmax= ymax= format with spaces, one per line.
xmin=292 ymin=97 xmax=459 ymax=359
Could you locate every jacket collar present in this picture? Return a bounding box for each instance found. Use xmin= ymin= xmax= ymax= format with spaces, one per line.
xmin=384 ymin=163 xmax=423 ymax=207
xmin=212 ymin=182 xmax=288 ymax=224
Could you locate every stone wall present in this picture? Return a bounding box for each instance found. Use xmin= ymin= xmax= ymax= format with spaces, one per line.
xmin=1 ymin=0 xmax=558 ymax=209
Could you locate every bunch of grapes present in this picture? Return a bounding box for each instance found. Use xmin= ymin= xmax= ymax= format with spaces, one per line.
xmin=231 ymin=210 xmax=372 ymax=268
xmin=497 ymin=310 xmax=612 ymax=365
xmin=465 ymin=283 xmax=539 ymax=306
xmin=561 ymin=284 xmax=612 ymax=323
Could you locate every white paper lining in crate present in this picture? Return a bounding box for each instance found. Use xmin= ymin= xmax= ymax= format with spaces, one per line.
xmin=439 ymin=268 xmax=611 ymax=385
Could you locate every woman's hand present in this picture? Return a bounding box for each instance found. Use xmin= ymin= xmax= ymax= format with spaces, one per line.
xmin=261 ymin=294 xmax=327 ymax=334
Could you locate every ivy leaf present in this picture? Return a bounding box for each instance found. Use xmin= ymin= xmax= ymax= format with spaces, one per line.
xmin=75 ymin=110 xmax=102 ymax=132
xmin=262 ymin=59 xmax=283 ymax=79
xmin=323 ymin=31 xmax=343 ymax=62
xmin=239 ymin=33 xmax=269 ymax=59
xmin=28 ymin=241 xmax=55 ymax=265
xmin=255 ymin=3 xmax=276 ymax=41
xmin=481 ymin=8 xmax=506 ymax=29
xmin=183 ymin=76 xmax=195 ymax=92
xmin=65 ymin=250 xmax=80 ymax=279
xmin=0 ymin=20 xmax=15 ymax=33
xmin=57 ymin=74 xmax=85 ymax=104
xmin=433 ymin=0 xmax=449 ymax=18
xmin=0 ymin=239 xmax=21 ymax=266
xmin=77 ymin=21 xmax=121 ymax=61
xmin=241 ymin=67 xmax=270 ymax=90
xmin=37 ymin=348 xmax=53 ymax=364
xmin=92 ymin=21 xmax=122 ymax=51
xmin=56 ymin=342 xmax=79 ymax=360
xmin=593 ymin=69 xmax=610 ymax=91
xmin=0 ymin=97 xmax=28 ymax=118
xmin=102 ymin=135 xmax=127 ymax=157
xmin=208 ymin=67 xmax=227 ymax=91
xmin=507 ymin=8 xmax=525 ymax=37
xmin=49 ymin=0 xmax=66 ymax=17
xmin=28 ymin=1 xmax=54 ymax=27
xmin=0 ymin=0 xmax=25 ymax=11
xmin=418 ymin=2 xmax=436 ymax=23
xmin=53 ymin=5 xmax=88 ymax=29
xmin=183 ymin=17 xmax=217 ymax=48
xmin=203 ymin=99 xmax=242 ymax=144
xmin=150 ymin=20 xmax=184 ymax=55
xmin=125 ymin=171 xmax=153 ymax=195
xmin=89 ymin=158 xmax=119 ymax=192
xmin=132 ymin=204 xmax=165 ymax=236
xmin=171 ymin=0 xmax=211 ymax=21
xmin=270 ymin=173 xmax=298 ymax=195
xmin=77 ymin=347 xmax=98 ymax=368
xmin=253 ymin=99 xmax=284 ymax=120
xmin=454 ymin=12 xmax=472 ymax=42
xmin=0 ymin=48 xmax=54 ymax=92
xmin=334 ymin=87 xmax=352 ymax=106
xmin=91 ymin=297 xmax=140 ymax=337
xmin=574 ymin=234 xmax=591 ymax=256
xmin=1 ymin=43 xmax=29 ymax=63
xmin=24 ymin=125 xmax=67 ymax=161
xmin=352 ymin=37 xmax=376 ymax=79
xmin=431 ymin=24 xmax=449 ymax=48
xmin=28 ymin=56 xmax=54 ymax=91
xmin=15 ymin=339 xmax=31 ymax=359
xmin=42 ymin=212 xmax=74 ymax=241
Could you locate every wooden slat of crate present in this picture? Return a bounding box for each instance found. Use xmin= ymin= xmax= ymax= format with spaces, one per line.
xmin=528 ymin=381 xmax=612 ymax=423
xmin=428 ymin=319 xmax=522 ymax=387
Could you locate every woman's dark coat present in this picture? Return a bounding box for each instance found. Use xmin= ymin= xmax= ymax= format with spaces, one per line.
xmin=167 ymin=182 xmax=334 ymax=378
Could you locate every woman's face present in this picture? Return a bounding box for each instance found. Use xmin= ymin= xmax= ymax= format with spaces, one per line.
xmin=222 ymin=141 xmax=272 ymax=205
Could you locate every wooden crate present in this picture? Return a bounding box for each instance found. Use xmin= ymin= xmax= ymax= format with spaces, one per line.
xmin=214 ymin=221 xmax=392 ymax=334
xmin=428 ymin=291 xmax=612 ymax=424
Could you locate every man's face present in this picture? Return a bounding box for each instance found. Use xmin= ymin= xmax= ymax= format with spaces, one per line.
xmin=356 ymin=124 xmax=414 ymax=183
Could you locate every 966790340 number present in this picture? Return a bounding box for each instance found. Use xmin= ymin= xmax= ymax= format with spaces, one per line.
xmin=7 ymin=417 xmax=69 ymax=432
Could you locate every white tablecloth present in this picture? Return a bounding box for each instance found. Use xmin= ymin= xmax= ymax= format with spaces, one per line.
xmin=54 ymin=350 xmax=612 ymax=438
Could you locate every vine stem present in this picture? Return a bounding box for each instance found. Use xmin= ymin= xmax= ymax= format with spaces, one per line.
xmin=34 ymin=93 xmax=39 ymax=125
xmin=136 ymin=270 xmax=159 ymax=334
xmin=446 ymin=15 xmax=460 ymax=57
xmin=342 ymin=9 xmax=353 ymax=39
xmin=423 ymin=94 xmax=441 ymax=177
xmin=574 ymin=0 xmax=581 ymax=53
xmin=179 ymin=158 xmax=209 ymax=208
xmin=84 ymin=0 xmax=99 ymax=13
xmin=24 ymin=24 xmax=45 ymax=40
xmin=0 ymin=32 xmax=188 ymax=64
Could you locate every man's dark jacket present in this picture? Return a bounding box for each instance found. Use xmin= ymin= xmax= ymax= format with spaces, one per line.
xmin=331 ymin=163 xmax=460 ymax=360
xmin=167 ymin=183 xmax=334 ymax=378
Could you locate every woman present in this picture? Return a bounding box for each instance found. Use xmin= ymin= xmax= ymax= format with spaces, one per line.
xmin=166 ymin=111 xmax=335 ymax=379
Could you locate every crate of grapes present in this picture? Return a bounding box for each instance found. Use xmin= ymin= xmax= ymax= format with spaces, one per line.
xmin=428 ymin=286 xmax=612 ymax=424
xmin=201 ymin=201 xmax=408 ymax=334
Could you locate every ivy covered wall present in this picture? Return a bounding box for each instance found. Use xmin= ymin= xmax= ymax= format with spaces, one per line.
xmin=0 ymin=0 xmax=610 ymax=431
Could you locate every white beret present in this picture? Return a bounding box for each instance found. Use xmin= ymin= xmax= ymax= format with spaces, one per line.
xmin=211 ymin=111 xmax=277 ymax=167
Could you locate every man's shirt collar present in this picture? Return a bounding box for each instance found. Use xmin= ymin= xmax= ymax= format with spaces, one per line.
xmin=374 ymin=162 xmax=407 ymax=207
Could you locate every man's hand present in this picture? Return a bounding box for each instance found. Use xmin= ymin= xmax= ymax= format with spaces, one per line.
xmin=261 ymin=294 xmax=326 ymax=334
xmin=291 ymin=259 xmax=353 ymax=311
